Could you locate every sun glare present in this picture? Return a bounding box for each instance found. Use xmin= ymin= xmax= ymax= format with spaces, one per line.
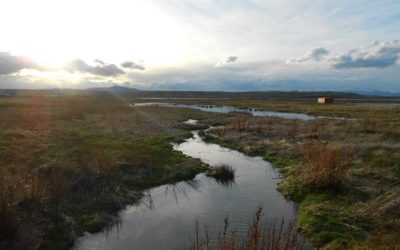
xmin=1 ymin=0 xmax=188 ymax=69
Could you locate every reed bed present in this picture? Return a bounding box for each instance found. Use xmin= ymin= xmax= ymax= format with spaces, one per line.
xmin=188 ymin=208 xmax=305 ymax=250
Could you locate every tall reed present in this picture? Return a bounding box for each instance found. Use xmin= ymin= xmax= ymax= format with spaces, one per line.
xmin=189 ymin=207 xmax=305 ymax=250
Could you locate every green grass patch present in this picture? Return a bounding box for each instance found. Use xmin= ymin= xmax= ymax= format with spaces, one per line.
xmin=263 ymin=152 xmax=299 ymax=168
xmin=298 ymin=193 xmax=369 ymax=249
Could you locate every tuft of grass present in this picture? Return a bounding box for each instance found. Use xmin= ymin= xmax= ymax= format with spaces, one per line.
xmin=206 ymin=165 xmax=235 ymax=186
xmin=299 ymin=141 xmax=354 ymax=189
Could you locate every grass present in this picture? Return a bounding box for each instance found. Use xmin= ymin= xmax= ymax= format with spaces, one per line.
xmin=136 ymin=98 xmax=400 ymax=123
xmin=1 ymin=94 xmax=400 ymax=249
xmin=0 ymin=94 xmax=215 ymax=249
xmin=298 ymin=141 xmax=354 ymax=188
xmin=188 ymin=207 xmax=305 ymax=250
xmin=297 ymin=193 xmax=366 ymax=248
xmin=206 ymin=165 xmax=235 ymax=186
xmin=263 ymin=153 xmax=299 ymax=168
xmin=198 ymin=100 xmax=400 ymax=249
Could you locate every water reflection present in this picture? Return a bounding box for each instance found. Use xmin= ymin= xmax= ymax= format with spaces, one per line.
xmin=75 ymin=132 xmax=298 ymax=250
xmin=141 ymin=192 xmax=154 ymax=210
xmin=163 ymin=180 xmax=201 ymax=204
xmin=211 ymin=176 xmax=235 ymax=187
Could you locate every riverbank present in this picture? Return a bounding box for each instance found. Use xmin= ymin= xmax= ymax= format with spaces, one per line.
xmin=2 ymin=95 xmax=399 ymax=249
xmin=40 ymin=134 xmax=209 ymax=249
xmin=200 ymin=103 xmax=400 ymax=249
xmin=0 ymin=96 xmax=218 ymax=249
xmin=75 ymin=131 xmax=300 ymax=250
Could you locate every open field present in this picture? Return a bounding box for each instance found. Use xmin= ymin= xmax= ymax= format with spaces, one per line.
xmin=0 ymin=94 xmax=225 ymax=249
xmin=1 ymin=91 xmax=400 ymax=249
xmin=2 ymin=0 xmax=400 ymax=248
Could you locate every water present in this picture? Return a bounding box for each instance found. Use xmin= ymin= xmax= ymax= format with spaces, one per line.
xmin=132 ymin=103 xmax=315 ymax=120
xmin=183 ymin=119 xmax=198 ymax=125
xmin=75 ymin=131 xmax=298 ymax=250
xmin=350 ymin=102 xmax=400 ymax=107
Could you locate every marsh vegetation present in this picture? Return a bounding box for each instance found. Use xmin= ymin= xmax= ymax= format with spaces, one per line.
xmin=188 ymin=208 xmax=306 ymax=250
xmin=76 ymin=127 xmax=297 ymax=250
xmin=206 ymin=165 xmax=235 ymax=185
xmin=1 ymin=91 xmax=399 ymax=249
xmin=202 ymin=101 xmax=400 ymax=248
xmin=0 ymin=94 xmax=219 ymax=249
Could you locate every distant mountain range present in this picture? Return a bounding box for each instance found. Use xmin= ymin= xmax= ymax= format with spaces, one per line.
xmin=91 ymin=86 xmax=400 ymax=98
xmin=76 ymin=86 xmax=400 ymax=100
xmin=349 ymin=90 xmax=400 ymax=97
xmin=1 ymin=86 xmax=400 ymax=99
xmin=90 ymin=85 xmax=140 ymax=92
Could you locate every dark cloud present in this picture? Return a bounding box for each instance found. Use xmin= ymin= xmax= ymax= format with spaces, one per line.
xmin=332 ymin=40 xmax=400 ymax=69
xmin=287 ymin=47 xmax=330 ymax=63
xmin=226 ymin=56 xmax=238 ymax=63
xmin=121 ymin=61 xmax=145 ymax=70
xmin=67 ymin=59 xmax=125 ymax=76
xmin=91 ymin=64 xmax=125 ymax=76
xmin=0 ymin=52 xmax=37 ymax=75
xmin=215 ymin=56 xmax=238 ymax=67
xmin=307 ymin=48 xmax=330 ymax=61
xmin=94 ymin=59 xmax=106 ymax=65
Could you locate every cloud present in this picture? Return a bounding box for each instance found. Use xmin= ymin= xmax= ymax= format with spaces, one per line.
xmin=94 ymin=59 xmax=106 ymax=65
xmin=121 ymin=61 xmax=145 ymax=70
xmin=215 ymin=56 xmax=238 ymax=67
xmin=66 ymin=59 xmax=125 ymax=76
xmin=0 ymin=52 xmax=38 ymax=75
xmin=332 ymin=40 xmax=400 ymax=69
xmin=287 ymin=48 xmax=330 ymax=63
xmin=307 ymin=48 xmax=330 ymax=61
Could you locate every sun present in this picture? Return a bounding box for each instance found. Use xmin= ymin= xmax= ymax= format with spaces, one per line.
xmin=0 ymin=0 xmax=189 ymax=70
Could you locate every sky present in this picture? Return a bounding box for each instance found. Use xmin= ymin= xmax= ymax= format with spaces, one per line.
xmin=0 ymin=0 xmax=400 ymax=92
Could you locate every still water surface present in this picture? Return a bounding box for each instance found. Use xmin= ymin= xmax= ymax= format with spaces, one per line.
xmin=75 ymin=131 xmax=297 ymax=250
xmin=133 ymin=102 xmax=315 ymax=120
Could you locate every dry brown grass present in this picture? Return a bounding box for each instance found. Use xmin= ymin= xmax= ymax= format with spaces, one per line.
xmin=299 ymin=141 xmax=354 ymax=188
xmin=0 ymin=164 xmax=73 ymax=243
xmin=0 ymin=95 xmax=215 ymax=248
xmin=227 ymin=117 xmax=250 ymax=132
xmin=0 ymin=168 xmax=23 ymax=240
xmin=189 ymin=208 xmax=305 ymax=250
xmin=352 ymin=225 xmax=400 ymax=250
xmin=191 ymin=100 xmax=400 ymax=248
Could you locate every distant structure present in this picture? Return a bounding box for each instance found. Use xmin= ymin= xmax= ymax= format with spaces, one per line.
xmin=318 ymin=97 xmax=334 ymax=104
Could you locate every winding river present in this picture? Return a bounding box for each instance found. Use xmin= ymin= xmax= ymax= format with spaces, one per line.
xmin=75 ymin=130 xmax=298 ymax=250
